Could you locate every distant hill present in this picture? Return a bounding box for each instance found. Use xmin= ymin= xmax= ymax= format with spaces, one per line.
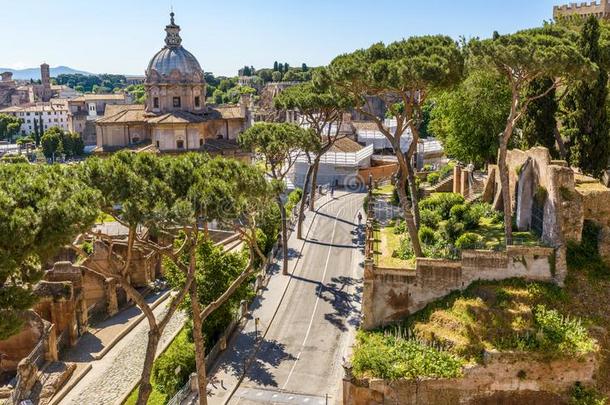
xmin=0 ymin=66 xmax=94 ymax=81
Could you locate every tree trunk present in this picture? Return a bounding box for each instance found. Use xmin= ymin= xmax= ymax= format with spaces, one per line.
xmin=498 ymin=139 xmax=513 ymax=246
xmin=553 ymin=123 xmax=567 ymax=161
xmin=136 ymin=329 xmax=160 ymax=405
xmin=277 ymin=197 xmax=289 ymax=275
xmin=297 ymin=163 xmax=314 ymax=240
xmin=309 ymin=159 xmax=321 ymax=212
xmin=396 ymin=168 xmax=423 ymax=257
xmin=189 ymin=277 xmax=208 ymax=405
xmin=405 ymin=158 xmax=420 ymax=229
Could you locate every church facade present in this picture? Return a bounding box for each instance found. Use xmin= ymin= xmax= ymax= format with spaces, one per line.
xmin=95 ymin=13 xmax=252 ymax=156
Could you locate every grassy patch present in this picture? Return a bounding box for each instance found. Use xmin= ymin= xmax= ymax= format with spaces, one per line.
xmin=475 ymin=217 xmax=539 ymax=250
xmin=353 ymin=279 xmax=597 ymax=380
xmin=124 ymin=387 xmax=167 ymax=405
xmin=374 ymin=225 xmax=416 ymax=268
xmin=373 ymin=184 xmax=395 ymax=196
xmin=352 ymin=330 xmax=465 ymax=380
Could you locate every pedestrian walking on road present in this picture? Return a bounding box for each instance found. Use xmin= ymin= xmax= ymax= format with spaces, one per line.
xmin=330 ymin=187 xmax=334 ymax=198
xmin=357 ymin=212 xmax=363 ymax=225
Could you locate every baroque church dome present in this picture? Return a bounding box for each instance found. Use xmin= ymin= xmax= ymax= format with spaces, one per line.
xmin=145 ymin=13 xmax=204 ymax=84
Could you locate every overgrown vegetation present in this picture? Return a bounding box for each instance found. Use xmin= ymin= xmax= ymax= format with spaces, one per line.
xmin=353 ymin=279 xmax=598 ymax=381
xmin=567 ymin=220 xmax=610 ymax=278
xmin=389 ymin=193 xmax=537 ymax=260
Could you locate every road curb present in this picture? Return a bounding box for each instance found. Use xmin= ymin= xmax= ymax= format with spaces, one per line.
xmin=93 ymin=290 xmax=172 ymax=360
xmin=49 ymin=363 xmax=93 ymax=405
xmin=114 ymin=321 xmax=186 ymax=405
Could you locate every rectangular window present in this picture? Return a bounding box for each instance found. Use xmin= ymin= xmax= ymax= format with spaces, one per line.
xmin=194 ymin=96 xmax=201 ymax=108
xmin=154 ymin=97 xmax=159 ymax=109
xmin=173 ymin=97 xmax=181 ymax=108
xmin=177 ymin=140 xmax=184 ymax=149
xmin=156 ymin=140 xmax=160 ymax=148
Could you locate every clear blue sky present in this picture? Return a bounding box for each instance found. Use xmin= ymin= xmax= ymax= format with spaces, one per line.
xmin=1 ymin=0 xmax=561 ymax=77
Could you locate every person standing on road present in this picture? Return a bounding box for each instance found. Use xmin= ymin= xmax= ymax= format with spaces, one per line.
xmin=357 ymin=212 xmax=363 ymax=225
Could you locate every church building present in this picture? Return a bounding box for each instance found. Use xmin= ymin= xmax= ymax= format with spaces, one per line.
xmin=94 ymin=13 xmax=252 ymax=156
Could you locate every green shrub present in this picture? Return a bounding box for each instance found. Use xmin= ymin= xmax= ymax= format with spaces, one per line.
xmin=439 ymin=162 xmax=455 ymax=179
xmin=532 ymin=305 xmax=597 ymax=356
xmin=393 ymin=219 xmax=406 ymax=235
xmin=569 ymin=382 xmax=607 ymax=405
xmin=352 ymin=331 xmax=465 ymax=380
xmin=455 ymin=232 xmax=482 ymax=250
xmin=82 ymin=241 xmax=93 ymax=255
xmin=420 ymin=209 xmax=442 ymax=229
xmin=419 ymin=226 xmax=436 ymax=245
xmin=449 ymin=204 xmax=468 ymax=221
xmin=151 ymin=328 xmax=196 ymax=397
xmin=0 ymin=154 xmax=29 ymax=164
xmin=393 ymin=236 xmax=415 ymax=260
xmin=420 ymin=193 xmax=465 ymax=220
xmin=285 ymin=188 xmax=303 ymax=213
xmin=427 ymin=172 xmax=440 ymax=185
xmin=423 ymin=164 xmax=434 ymax=172
xmin=567 ymin=220 xmax=610 ymax=278
xmin=440 ymin=218 xmax=465 ymax=243
xmin=391 ymin=187 xmax=400 ymax=206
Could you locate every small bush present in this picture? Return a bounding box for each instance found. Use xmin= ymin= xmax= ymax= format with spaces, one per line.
xmin=152 ymin=328 xmax=196 ymax=397
xmin=532 ymin=305 xmax=597 ymax=356
xmin=420 ymin=209 xmax=442 ymax=229
xmin=393 ymin=219 xmax=406 ymax=235
xmin=419 ymin=226 xmax=436 ymax=245
xmin=569 ymin=382 xmax=607 ymax=405
xmin=82 ymin=241 xmax=93 ymax=255
xmin=441 ymin=218 xmax=465 ymax=243
xmin=420 ymin=193 xmax=465 ymax=220
xmin=0 ymin=154 xmax=29 ymax=164
xmin=285 ymin=188 xmax=303 ymax=213
xmin=393 ymin=236 xmax=415 ymax=260
xmin=449 ymin=204 xmax=468 ymax=221
xmin=455 ymin=232 xmax=482 ymax=250
xmin=427 ymin=172 xmax=441 ymax=185
xmin=567 ymin=220 xmax=610 ymax=278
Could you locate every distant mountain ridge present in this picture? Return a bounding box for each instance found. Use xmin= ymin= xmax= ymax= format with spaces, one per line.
xmin=0 ymin=66 xmax=94 ymax=80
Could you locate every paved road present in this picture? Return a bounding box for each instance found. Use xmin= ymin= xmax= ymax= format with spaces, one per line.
xmin=207 ymin=191 xmax=365 ymax=405
xmin=59 ymin=299 xmax=186 ymax=405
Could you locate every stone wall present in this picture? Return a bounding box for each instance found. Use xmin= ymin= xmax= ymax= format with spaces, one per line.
xmin=344 ymin=351 xmax=597 ymax=405
xmin=362 ymin=245 xmax=557 ymax=330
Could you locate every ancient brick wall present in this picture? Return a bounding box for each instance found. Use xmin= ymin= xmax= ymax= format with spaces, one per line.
xmin=362 ymin=247 xmax=556 ymax=330
xmin=344 ymin=351 xmax=597 ymax=405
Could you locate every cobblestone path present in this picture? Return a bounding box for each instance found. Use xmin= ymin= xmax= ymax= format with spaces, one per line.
xmin=61 ymin=302 xmax=187 ymax=405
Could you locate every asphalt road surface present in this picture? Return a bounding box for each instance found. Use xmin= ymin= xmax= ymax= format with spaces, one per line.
xmin=226 ymin=191 xmax=365 ymax=404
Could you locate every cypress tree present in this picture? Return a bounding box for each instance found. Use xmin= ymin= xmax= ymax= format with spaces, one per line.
xmin=521 ymin=77 xmax=559 ymax=157
xmin=562 ymin=16 xmax=610 ymax=177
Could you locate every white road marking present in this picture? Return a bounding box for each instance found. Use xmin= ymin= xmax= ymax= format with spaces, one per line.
xmin=281 ymin=202 xmax=346 ymax=391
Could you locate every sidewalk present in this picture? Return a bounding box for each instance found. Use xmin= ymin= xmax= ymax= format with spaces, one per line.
xmin=185 ymin=193 xmax=338 ymax=405
xmin=50 ymin=289 xmax=170 ymax=405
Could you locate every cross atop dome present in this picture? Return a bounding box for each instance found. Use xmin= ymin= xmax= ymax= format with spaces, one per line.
xmin=164 ymin=11 xmax=182 ymax=48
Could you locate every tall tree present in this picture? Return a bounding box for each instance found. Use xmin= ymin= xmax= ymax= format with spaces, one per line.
xmin=73 ymin=152 xmax=226 ymax=405
xmin=274 ymin=80 xmax=351 ymax=239
xmin=562 ymin=16 xmax=610 ymax=177
xmin=0 ymin=164 xmax=98 ymax=340
xmin=0 ymin=114 xmax=22 ymax=141
xmin=470 ymin=26 xmax=594 ymax=244
xmin=521 ymin=77 xmax=562 ymax=158
xmin=429 ymin=69 xmax=511 ymax=167
xmin=325 ymin=36 xmax=465 ymax=257
xmin=164 ymin=157 xmax=272 ymax=405
xmin=239 ymin=123 xmax=317 ymax=274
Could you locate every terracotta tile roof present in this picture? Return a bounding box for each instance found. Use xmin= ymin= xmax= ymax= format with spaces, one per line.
xmin=146 ymin=111 xmax=208 ymax=124
xmin=351 ymin=120 xmax=382 ymax=131
xmin=211 ymin=105 xmax=244 ymax=119
xmin=70 ymin=94 xmax=128 ymax=102
xmin=96 ymin=104 xmax=147 ymax=124
xmin=327 ymin=137 xmax=364 ymax=153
